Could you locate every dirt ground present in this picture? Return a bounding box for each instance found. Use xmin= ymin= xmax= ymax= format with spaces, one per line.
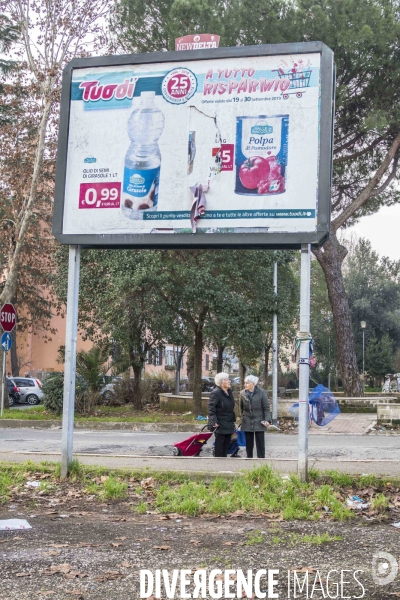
xmin=2 ymin=491 xmax=400 ymax=600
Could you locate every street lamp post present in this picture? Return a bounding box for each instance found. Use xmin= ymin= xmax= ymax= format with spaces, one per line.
xmin=360 ymin=321 xmax=366 ymax=392
xmin=321 ymin=310 xmax=332 ymax=389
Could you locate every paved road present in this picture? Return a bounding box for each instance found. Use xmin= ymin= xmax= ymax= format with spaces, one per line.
xmin=1 ymin=426 xmax=400 ymax=461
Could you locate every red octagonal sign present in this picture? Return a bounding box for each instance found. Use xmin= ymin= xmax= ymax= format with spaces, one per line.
xmin=0 ymin=303 xmax=17 ymax=332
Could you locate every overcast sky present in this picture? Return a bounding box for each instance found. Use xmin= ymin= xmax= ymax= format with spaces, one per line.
xmin=345 ymin=204 xmax=400 ymax=261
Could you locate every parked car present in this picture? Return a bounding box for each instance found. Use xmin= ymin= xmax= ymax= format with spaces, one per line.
xmin=11 ymin=377 xmax=43 ymax=405
xmin=6 ymin=378 xmax=20 ymax=406
xmin=100 ymin=376 xmax=123 ymax=401
xmin=180 ymin=377 xmax=215 ymax=392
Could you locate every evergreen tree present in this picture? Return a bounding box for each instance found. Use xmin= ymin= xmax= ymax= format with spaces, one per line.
xmin=365 ymin=333 xmax=396 ymax=383
xmin=110 ymin=0 xmax=400 ymax=396
xmin=344 ymin=238 xmax=400 ymax=372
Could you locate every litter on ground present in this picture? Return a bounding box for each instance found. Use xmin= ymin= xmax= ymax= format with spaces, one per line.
xmin=0 ymin=519 xmax=32 ymax=531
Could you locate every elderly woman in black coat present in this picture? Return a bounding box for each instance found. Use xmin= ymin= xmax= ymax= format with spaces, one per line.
xmin=208 ymin=372 xmax=236 ymax=457
xmin=240 ymin=375 xmax=271 ymax=458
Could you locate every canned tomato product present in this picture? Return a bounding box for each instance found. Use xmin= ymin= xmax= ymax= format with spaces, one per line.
xmin=235 ymin=115 xmax=289 ymax=195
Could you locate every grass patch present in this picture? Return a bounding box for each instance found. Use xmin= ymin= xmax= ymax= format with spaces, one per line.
xmin=371 ymin=493 xmax=390 ymax=513
xmin=1 ymin=405 xmax=199 ymax=423
xmin=0 ymin=469 xmax=25 ymax=503
xmin=83 ymin=475 xmax=128 ymax=500
xmin=2 ymin=406 xmax=47 ymax=420
xmin=0 ymin=461 xmax=398 ymax=522
xmin=245 ymin=530 xmax=264 ymax=545
xmin=136 ymin=501 xmax=148 ymax=514
xmin=358 ymin=474 xmax=381 ymax=487
xmin=323 ymin=470 xmax=354 ymax=487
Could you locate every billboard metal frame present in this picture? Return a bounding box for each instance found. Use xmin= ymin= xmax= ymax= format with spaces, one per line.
xmin=53 ymin=41 xmax=335 ymax=249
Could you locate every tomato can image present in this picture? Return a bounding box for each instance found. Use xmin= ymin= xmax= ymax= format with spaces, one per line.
xmin=235 ymin=115 xmax=289 ymax=195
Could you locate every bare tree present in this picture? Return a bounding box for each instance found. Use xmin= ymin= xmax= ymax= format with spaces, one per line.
xmin=0 ymin=0 xmax=110 ymax=308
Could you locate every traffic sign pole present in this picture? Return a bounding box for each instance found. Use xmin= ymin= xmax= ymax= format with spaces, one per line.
xmin=1 ymin=350 xmax=6 ymax=417
xmin=0 ymin=310 xmax=15 ymax=419
xmin=61 ymin=245 xmax=81 ymax=478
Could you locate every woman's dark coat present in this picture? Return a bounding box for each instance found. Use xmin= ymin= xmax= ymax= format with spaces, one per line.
xmin=208 ymin=386 xmax=236 ymax=435
xmin=240 ymin=386 xmax=271 ymax=432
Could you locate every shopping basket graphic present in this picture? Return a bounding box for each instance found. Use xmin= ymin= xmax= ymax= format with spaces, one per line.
xmin=274 ymin=69 xmax=312 ymax=99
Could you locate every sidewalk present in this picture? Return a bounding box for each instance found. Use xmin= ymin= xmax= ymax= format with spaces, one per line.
xmin=308 ymin=412 xmax=375 ymax=435
xmin=0 ymin=412 xmax=378 ymax=433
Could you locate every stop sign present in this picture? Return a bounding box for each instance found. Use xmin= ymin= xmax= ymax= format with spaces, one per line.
xmin=0 ymin=303 xmax=17 ymax=332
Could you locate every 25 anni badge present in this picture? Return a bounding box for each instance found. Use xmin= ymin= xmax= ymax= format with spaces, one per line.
xmin=161 ymin=68 xmax=197 ymax=104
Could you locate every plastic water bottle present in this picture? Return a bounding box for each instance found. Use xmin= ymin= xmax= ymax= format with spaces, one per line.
xmin=122 ymin=91 xmax=165 ymax=219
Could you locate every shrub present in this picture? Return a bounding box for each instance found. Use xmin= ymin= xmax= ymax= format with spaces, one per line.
xmin=142 ymin=372 xmax=174 ymax=405
xmin=76 ymin=389 xmax=101 ymax=414
xmin=42 ymin=372 xmax=89 ymax=416
xmin=100 ymin=372 xmax=175 ymax=408
xmin=111 ymin=377 xmax=134 ymax=405
xmin=76 ymin=344 xmax=110 ymax=392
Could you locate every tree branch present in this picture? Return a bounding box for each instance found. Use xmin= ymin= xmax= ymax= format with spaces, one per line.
xmin=370 ymin=154 xmax=399 ymax=198
xmin=331 ymin=189 xmax=343 ymax=212
xmin=332 ymin=132 xmax=400 ymax=231
xmin=334 ymin=132 xmax=364 ymax=155
xmin=333 ymin=135 xmax=384 ymax=164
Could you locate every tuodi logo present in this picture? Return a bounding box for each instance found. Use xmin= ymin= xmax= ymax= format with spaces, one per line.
xmin=79 ymin=77 xmax=138 ymax=102
xmin=251 ymin=122 xmax=273 ymax=135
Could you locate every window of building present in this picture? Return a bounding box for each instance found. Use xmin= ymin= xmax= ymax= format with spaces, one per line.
xmin=154 ymin=348 xmax=163 ymax=366
xmin=165 ymin=347 xmax=175 ymax=367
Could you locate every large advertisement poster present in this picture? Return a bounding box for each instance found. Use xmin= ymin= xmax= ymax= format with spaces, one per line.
xmin=55 ymin=44 xmax=334 ymax=246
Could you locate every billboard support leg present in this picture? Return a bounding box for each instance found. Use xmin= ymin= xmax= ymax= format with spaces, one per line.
xmin=272 ymin=259 xmax=278 ymax=425
xmin=61 ymin=245 xmax=80 ymax=479
xmin=298 ymin=244 xmax=311 ymax=482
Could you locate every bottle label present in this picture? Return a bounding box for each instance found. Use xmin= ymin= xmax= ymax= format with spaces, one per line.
xmin=122 ymin=166 xmax=159 ymax=210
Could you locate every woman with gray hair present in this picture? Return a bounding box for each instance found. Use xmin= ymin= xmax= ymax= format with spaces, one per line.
xmin=240 ymin=375 xmax=271 ymax=458
xmin=208 ymin=372 xmax=236 ymax=457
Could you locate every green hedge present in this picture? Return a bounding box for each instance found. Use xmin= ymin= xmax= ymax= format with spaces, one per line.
xmin=42 ymin=372 xmax=88 ymax=416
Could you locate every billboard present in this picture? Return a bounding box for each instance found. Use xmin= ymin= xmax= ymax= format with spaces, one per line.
xmin=53 ymin=42 xmax=334 ymax=248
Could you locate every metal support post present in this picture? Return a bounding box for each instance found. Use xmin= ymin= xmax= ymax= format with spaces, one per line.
xmin=298 ymin=244 xmax=311 ymax=482
xmin=174 ymin=346 xmax=181 ymax=395
xmin=362 ymin=329 xmax=365 ymax=393
xmin=360 ymin=321 xmax=366 ymax=393
xmin=272 ymin=260 xmax=278 ymax=425
xmin=328 ymin=334 xmax=331 ymax=390
xmin=61 ymin=245 xmax=81 ymax=478
xmin=1 ymin=350 xmax=5 ymax=417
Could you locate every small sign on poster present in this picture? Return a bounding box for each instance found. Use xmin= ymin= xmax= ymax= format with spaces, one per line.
xmin=175 ymin=34 xmax=220 ymax=51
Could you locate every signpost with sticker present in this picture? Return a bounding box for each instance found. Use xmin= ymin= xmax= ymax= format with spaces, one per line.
xmin=53 ymin=42 xmax=335 ymax=478
xmin=0 ymin=304 xmax=16 ymax=418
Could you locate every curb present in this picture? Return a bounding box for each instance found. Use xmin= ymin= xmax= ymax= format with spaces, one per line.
xmin=0 ymin=419 xmax=205 ymax=432
xmin=3 ymin=452 xmax=400 ymax=479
